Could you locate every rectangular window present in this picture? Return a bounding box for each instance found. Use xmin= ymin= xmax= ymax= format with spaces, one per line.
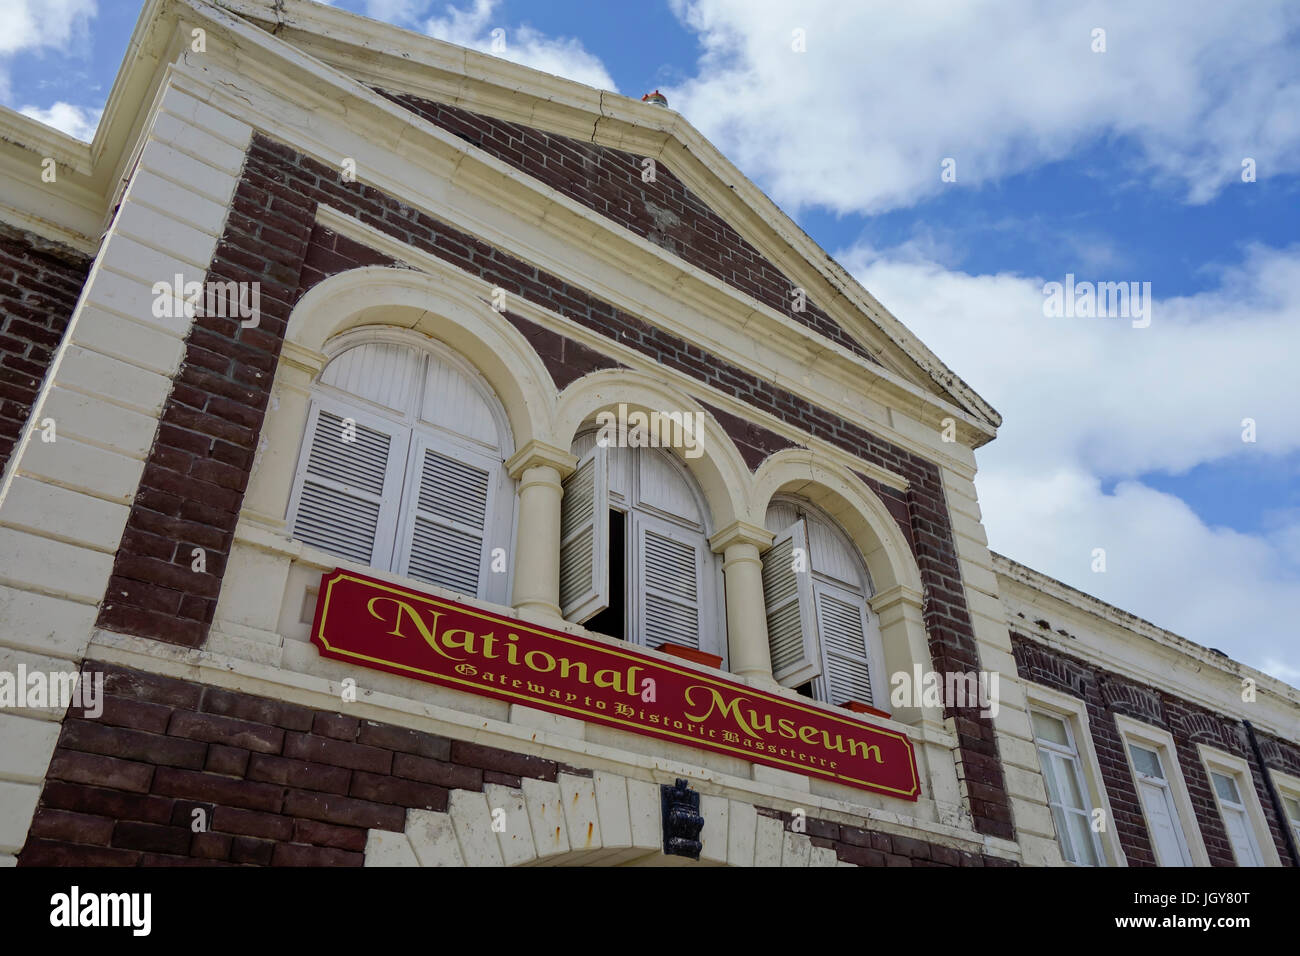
xmin=1030 ymin=710 xmax=1104 ymax=866
xmin=287 ymin=395 xmax=509 ymax=603
xmin=1128 ymin=742 xmax=1194 ymax=866
xmin=1284 ymin=794 xmax=1300 ymax=849
xmin=1209 ymin=770 xmax=1264 ymax=866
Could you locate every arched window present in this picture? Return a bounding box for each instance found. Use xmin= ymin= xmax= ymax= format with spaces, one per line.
xmin=285 ymin=334 xmax=515 ymax=604
xmin=762 ymin=497 xmax=887 ymax=711
xmin=560 ymin=430 xmax=726 ymax=664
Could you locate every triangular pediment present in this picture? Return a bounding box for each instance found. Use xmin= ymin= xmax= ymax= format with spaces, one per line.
xmin=206 ymin=0 xmax=999 ymax=436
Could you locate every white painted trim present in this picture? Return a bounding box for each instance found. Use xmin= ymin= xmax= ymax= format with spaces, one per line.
xmin=202 ymin=0 xmax=1000 ymax=435
xmin=1197 ymin=744 xmax=1281 ymax=866
xmin=1270 ymin=768 xmax=1300 ymax=855
xmin=311 ymin=205 xmax=924 ymax=488
xmin=998 ymin=556 xmax=1300 ymax=741
xmin=1023 ymin=683 xmax=1127 ymax=867
xmin=81 ymin=623 xmax=1004 ymax=856
xmin=1113 ymin=714 xmax=1209 ymax=866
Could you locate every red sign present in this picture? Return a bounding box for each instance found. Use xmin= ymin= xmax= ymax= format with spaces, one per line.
xmin=311 ymin=569 xmax=920 ymax=800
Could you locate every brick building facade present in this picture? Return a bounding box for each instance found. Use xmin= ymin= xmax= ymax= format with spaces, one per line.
xmin=0 ymin=0 xmax=1295 ymax=868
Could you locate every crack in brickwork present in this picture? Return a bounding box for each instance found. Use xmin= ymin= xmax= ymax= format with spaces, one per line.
xmin=1012 ymin=633 xmax=1300 ymax=867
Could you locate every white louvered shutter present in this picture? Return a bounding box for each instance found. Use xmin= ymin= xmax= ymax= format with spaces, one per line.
xmin=635 ymin=512 xmax=706 ymax=652
xmin=395 ymin=435 xmax=495 ymax=597
xmin=814 ymin=580 xmax=876 ymax=706
xmin=560 ymin=445 xmax=609 ymax=622
xmin=761 ymin=520 xmax=821 ymax=687
xmin=288 ymin=401 xmax=407 ymax=566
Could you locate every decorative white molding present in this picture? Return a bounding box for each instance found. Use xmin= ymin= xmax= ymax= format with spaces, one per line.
xmin=996 ymin=552 xmax=1300 ymax=740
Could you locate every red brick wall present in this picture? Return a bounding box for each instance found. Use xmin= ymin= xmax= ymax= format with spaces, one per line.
xmin=96 ymin=131 xmax=1013 ymax=839
xmin=698 ymin=400 xmax=800 ymax=471
xmin=95 ymin=140 xmax=314 ymax=646
xmin=20 ymin=661 xmax=1003 ymax=867
xmin=0 ymin=225 xmax=91 ymax=474
xmin=754 ymin=806 xmax=1015 ymax=867
xmin=19 ymin=661 xmax=571 ymax=866
xmin=380 ymin=91 xmax=882 ymax=369
xmin=1012 ymin=633 xmax=1300 ymax=866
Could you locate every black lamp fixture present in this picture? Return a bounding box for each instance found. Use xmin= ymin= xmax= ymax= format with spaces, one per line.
xmin=661 ymin=777 xmax=705 ymax=860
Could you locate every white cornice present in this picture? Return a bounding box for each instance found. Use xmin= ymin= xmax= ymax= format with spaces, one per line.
xmin=994 ymin=552 xmax=1300 ymax=740
xmin=0 ymin=0 xmax=997 ymax=454
xmin=0 ymin=107 xmax=95 ymax=175
xmin=150 ymin=22 xmax=982 ymax=476
xmin=205 ymin=0 xmax=1000 ymax=441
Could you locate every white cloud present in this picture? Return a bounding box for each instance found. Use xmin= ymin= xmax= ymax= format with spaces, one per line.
xmin=0 ymin=0 xmax=95 ymax=56
xmin=666 ymin=0 xmax=1300 ymax=213
xmin=842 ymin=244 xmax=1300 ymax=681
xmin=844 ymin=244 xmax=1300 ymax=477
xmin=422 ymin=0 xmax=617 ymax=92
xmin=19 ymin=101 xmax=101 ymax=141
xmin=0 ymin=0 xmax=97 ymax=114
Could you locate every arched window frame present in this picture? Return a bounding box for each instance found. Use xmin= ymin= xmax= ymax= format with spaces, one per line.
xmin=284 ymin=327 xmax=517 ymax=606
xmin=764 ymin=494 xmax=889 ymax=712
xmin=561 ymin=425 xmax=728 ymax=667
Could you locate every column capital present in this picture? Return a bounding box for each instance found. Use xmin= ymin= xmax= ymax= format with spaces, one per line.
xmin=279 ymin=340 xmax=327 ymax=377
xmin=708 ymin=520 xmax=774 ymax=555
xmin=505 ymin=440 xmax=578 ymax=480
xmin=870 ymin=584 xmax=926 ymax=613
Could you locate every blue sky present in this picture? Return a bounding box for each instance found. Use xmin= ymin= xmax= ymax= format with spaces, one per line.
xmin=4 ymin=0 xmax=1298 ymax=682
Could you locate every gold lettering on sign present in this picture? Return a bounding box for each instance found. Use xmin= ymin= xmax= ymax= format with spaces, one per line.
xmin=366 ymin=598 xmax=464 ymax=662
xmin=682 ymin=685 xmax=884 ymax=763
xmin=363 ymin=596 xmax=643 ymax=697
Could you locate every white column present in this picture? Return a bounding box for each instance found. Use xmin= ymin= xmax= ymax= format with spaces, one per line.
xmin=710 ymin=521 xmax=777 ymax=684
xmin=505 ymin=441 xmax=577 ymax=621
xmin=870 ymin=585 xmax=937 ymax=728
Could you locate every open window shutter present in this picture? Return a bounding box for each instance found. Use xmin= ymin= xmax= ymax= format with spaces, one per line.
xmin=761 ymin=520 xmax=821 ymax=687
xmin=288 ymin=401 xmax=407 ymax=567
xmin=560 ymin=445 xmax=608 ymax=622
xmin=395 ymin=435 xmax=495 ymax=597
xmin=814 ymin=580 xmax=876 ymax=707
xmin=635 ymin=512 xmax=705 ymax=652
